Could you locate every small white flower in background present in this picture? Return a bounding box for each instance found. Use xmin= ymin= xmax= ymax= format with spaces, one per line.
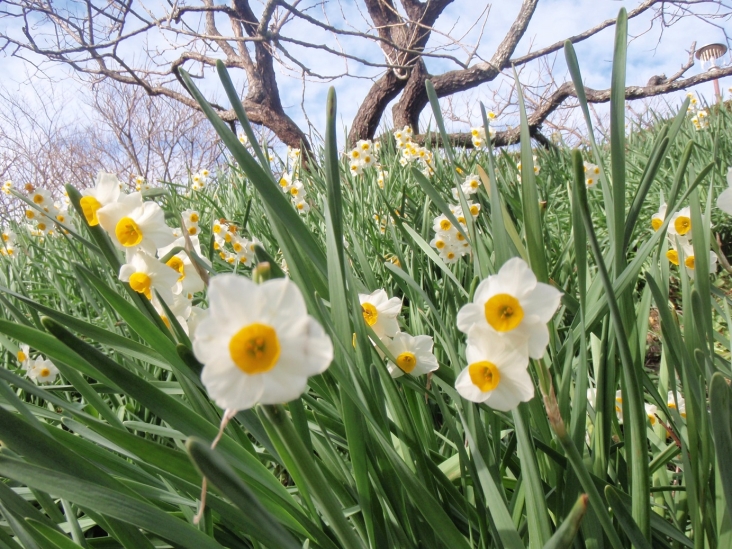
xmin=238 ymin=132 xmax=249 ymax=145
xmin=2 ymin=180 xmax=12 ymax=194
xmin=717 ymin=168 xmax=732 ymax=215
xmin=682 ymin=247 xmax=717 ymax=279
xmin=644 ymin=403 xmax=658 ymax=425
xmin=384 ymin=333 xmax=439 ymax=378
xmin=201 ymin=169 xmax=210 ymax=179
xmin=455 ymin=325 xmax=533 ymax=410
xmin=181 ymin=209 xmax=200 ymax=236
xmin=350 ymin=162 xmax=364 ymax=176
xmin=119 ymin=250 xmax=181 ymax=302
xmin=289 ymin=181 xmax=306 ymax=200
xmin=1 ymin=228 xmax=16 ymax=245
xmin=29 ymin=188 xmax=52 ymax=209
xmin=462 ymin=174 xmax=481 ymax=195
xmin=294 ymin=199 xmax=310 ymax=214
xmin=135 ymin=176 xmax=152 ymax=192
xmin=651 ymin=203 xmax=667 ymax=231
xmin=16 ymin=344 xmax=30 ymax=368
xmin=152 ymin=293 xmax=193 ymax=332
xmin=614 ymin=390 xmax=624 ymax=424
xmin=193 ymin=275 xmax=333 ymax=411
xmin=584 ymin=162 xmax=601 ymax=188
xmin=79 ymin=172 xmax=121 ymax=227
xmin=359 ymin=289 xmax=401 ymax=339
xmin=97 ymin=192 xmax=175 ymax=254
xmin=158 ymin=235 xmax=210 ymax=297
xmin=457 ymin=257 xmax=562 ymax=359
xmin=667 ymin=391 xmax=686 ymax=418
xmin=668 ymin=206 xmax=692 ymax=239
xmin=27 ymin=358 xmax=59 ymax=384
xmin=356 ymin=139 xmax=372 ymax=152
xmin=278 ymin=172 xmax=293 ymax=192
xmin=377 ymin=169 xmax=387 ymax=189
xmin=287 ymin=147 xmax=301 ymax=161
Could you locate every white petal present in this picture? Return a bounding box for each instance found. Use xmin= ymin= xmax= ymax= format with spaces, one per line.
xmin=521 ymin=283 xmax=562 ymax=323
xmin=207 ymin=275 xmax=261 ymax=325
xmin=201 ymin=364 xmax=264 ymax=411
xmin=718 ymin=187 xmax=732 ymax=215
xmin=456 ymin=303 xmax=484 ymax=333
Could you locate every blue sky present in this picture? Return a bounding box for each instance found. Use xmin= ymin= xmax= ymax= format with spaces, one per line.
xmin=1 ymin=0 xmax=730 ymax=145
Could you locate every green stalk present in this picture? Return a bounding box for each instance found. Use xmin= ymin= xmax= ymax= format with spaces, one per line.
xmin=573 ymin=150 xmax=650 ymax=541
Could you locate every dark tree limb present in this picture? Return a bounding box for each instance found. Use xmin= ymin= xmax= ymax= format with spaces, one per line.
xmin=412 ymin=65 xmax=732 ymax=149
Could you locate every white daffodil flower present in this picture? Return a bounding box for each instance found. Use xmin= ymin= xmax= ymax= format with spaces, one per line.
xmin=717 ymin=168 xmax=732 ymax=215
xmin=2 ymin=228 xmax=16 ymax=245
xmin=457 ymin=257 xmax=562 ymax=359
xmin=462 ymin=175 xmax=481 ymax=195
xmin=288 ymin=182 xmax=306 ymax=200
xmin=455 ymin=325 xmax=533 ymax=410
xmin=667 ymin=391 xmax=686 ymax=418
xmin=193 ymin=275 xmax=333 ymax=411
xmin=384 ymin=333 xmax=439 ymax=378
xmin=28 ymin=358 xmax=59 ymax=384
xmin=29 ymin=188 xmax=52 ymax=209
xmin=652 ymin=203 xmax=667 ymax=231
xmin=119 ymin=250 xmax=181 ymax=303
xmin=158 ymin=236 xmax=210 ymax=297
xmin=186 ymin=306 xmax=208 ymax=339
xmin=80 ymin=172 xmax=122 ymax=226
xmin=359 ymin=289 xmax=401 ymax=338
xmin=294 ymin=200 xmax=310 ymax=214
xmin=682 ymin=248 xmax=717 ymax=279
xmin=16 ymin=344 xmax=30 ymax=368
xmin=181 ymin=209 xmax=200 ymax=235
xmin=278 ymin=173 xmax=293 ymax=192
xmin=152 ymin=293 xmax=192 ymax=333
xmin=97 ymin=192 xmax=175 ymax=254
xmin=645 ymin=403 xmax=658 ymax=426
xmin=668 ymin=206 xmax=692 ymax=239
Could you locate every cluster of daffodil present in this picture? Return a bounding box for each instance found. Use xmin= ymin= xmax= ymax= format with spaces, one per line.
xmin=2 ymin=180 xmax=12 ymax=194
xmin=454 ymin=258 xmax=562 ymax=410
xmin=359 ymin=289 xmax=439 ymax=379
xmin=0 ymin=227 xmax=17 ymax=257
xmin=277 ymin=172 xmax=310 ymax=214
xmin=178 ymin=209 xmax=201 ymax=236
xmin=429 ymin=202 xmax=479 ymax=264
xmin=516 ymin=155 xmax=540 ymax=181
xmin=686 ymin=93 xmax=709 ymax=131
xmin=191 ymin=169 xmax=212 ymax=192
xmin=587 ymin=388 xmax=686 ymax=427
xmin=79 ymin=171 xmax=208 ymax=334
xmin=134 ymin=175 xmax=152 ymax=192
xmin=15 ymin=343 xmax=59 ymax=385
xmin=392 ymin=125 xmax=434 ymax=172
xmin=346 ymin=139 xmax=382 ymax=176
xmin=450 ymin=173 xmax=482 ymax=200
xmin=212 ymin=218 xmax=262 ymax=266
xmin=583 ymin=161 xmax=602 ymax=189
xmin=652 ymin=201 xmax=718 ymax=278
xmin=469 ymin=126 xmax=496 ymax=148
xmin=23 ymin=184 xmax=73 ymax=237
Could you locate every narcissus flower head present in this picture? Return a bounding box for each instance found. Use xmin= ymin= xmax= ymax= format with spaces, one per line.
xmin=97 ymin=192 xmax=175 ymax=254
xmin=457 ymin=257 xmax=562 ymax=359
xmin=651 ymin=203 xmax=667 ymax=231
xmin=358 ymin=289 xmax=401 ymax=339
xmin=119 ymin=250 xmax=181 ymax=303
xmin=193 ymin=275 xmax=333 ymax=411
xmin=28 ymin=358 xmax=59 ymax=384
xmin=384 ymin=333 xmax=439 ymax=379
xmin=455 ymin=325 xmax=533 ymax=410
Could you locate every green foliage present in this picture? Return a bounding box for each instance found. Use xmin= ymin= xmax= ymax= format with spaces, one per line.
xmin=0 ymin=10 xmax=732 ymax=547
